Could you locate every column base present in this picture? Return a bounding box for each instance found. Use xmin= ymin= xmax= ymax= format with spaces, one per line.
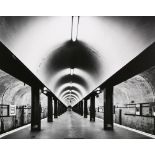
xmin=90 ymin=118 xmax=95 ymax=122
xmin=47 ymin=118 xmax=53 ymax=122
xmin=31 ymin=124 xmax=41 ymax=131
xmin=104 ymin=124 xmax=113 ymax=130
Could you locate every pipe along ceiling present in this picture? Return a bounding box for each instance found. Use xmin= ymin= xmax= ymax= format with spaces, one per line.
xmin=1 ymin=16 xmax=155 ymax=106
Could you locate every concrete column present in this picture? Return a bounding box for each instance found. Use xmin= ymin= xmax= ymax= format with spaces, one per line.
xmin=78 ymin=102 xmax=80 ymax=114
xmin=140 ymin=104 xmax=142 ymax=116
xmin=59 ymin=102 xmax=61 ymax=115
xmin=81 ymin=101 xmax=83 ymax=116
xmin=21 ymin=105 xmax=24 ymax=126
xmin=57 ymin=101 xmax=60 ymax=116
xmin=31 ymin=86 xmax=41 ymax=131
xmin=59 ymin=102 xmax=62 ymax=115
xmin=119 ymin=109 xmax=122 ymax=125
xmin=47 ymin=94 xmax=53 ymax=122
xmin=54 ymin=98 xmax=58 ymax=118
xmin=90 ymin=94 xmax=95 ymax=122
xmin=84 ymin=99 xmax=88 ymax=118
xmin=104 ymin=86 xmax=113 ymax=130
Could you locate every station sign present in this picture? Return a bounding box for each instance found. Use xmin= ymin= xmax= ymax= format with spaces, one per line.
xmin=9 ymin=105 xmax=16 ymax=116
xmin=0 ymin=105 xmax=9 ymax=116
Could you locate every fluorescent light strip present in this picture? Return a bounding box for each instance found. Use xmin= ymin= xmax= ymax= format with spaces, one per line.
xmin=71 ymin=16 xmax=79 ymax=42
xmin=70 ymin=68 xmax=74 ymax=75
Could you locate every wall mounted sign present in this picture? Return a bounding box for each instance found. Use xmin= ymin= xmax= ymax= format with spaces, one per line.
xmin=0 ymin=105 xmax=9 ymax=117
xmin=9 ymin=105 xmax=16 ymax=116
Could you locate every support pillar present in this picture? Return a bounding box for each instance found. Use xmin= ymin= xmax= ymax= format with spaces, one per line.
xmin=78 ymin=102 xmax=80 ymax=114
xmin=84 ymin=99 xmax=88 ymax=118
xmin=90 ymin=94 xmax=95 ymax=122
xmin=21 ymin=105 xmax=24 ymax=126
xmin=58 ymin=101 xmax=60 ymax=116
xmin=54 ymin=98 xmax=58 ymax=118
xmin=119 ymin=109 xmax=122 ymax=125
xmin=47 ymin=94 xmax=53 ymax=122
xmin=104 ymin=86 xmax=113 ymax=130
xmin=81 ymin=101 xmax=83 ymax=116
xmin=31 ymin=86 xmax=41 ymax=131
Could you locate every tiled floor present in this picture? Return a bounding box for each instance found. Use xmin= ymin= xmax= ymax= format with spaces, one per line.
xmin=1 ymin=111 xmax=152 ymax=139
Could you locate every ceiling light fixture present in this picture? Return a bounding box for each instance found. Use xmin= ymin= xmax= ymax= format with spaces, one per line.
xmin=71 ymin=16 xmax=79 ymax=42
xmin=70 ymin=68 xmax=74 ymax=75
xmin=42 ymin=87 xmax=49 ymax=94
xmin=96 ymin=87 xmax=101 ymax=94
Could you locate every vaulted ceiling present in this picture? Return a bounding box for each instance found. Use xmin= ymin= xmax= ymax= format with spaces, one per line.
xmin=0 ymin=16 xmax=155 ymax=106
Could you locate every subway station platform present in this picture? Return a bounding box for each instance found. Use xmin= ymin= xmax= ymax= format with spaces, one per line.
xmin=1 ymin=111 xmax=152 ymax=139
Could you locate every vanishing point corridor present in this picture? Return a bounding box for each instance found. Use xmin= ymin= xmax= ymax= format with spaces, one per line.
xmin=1 ymin=16 xmax=155 ymax=139
xmin=1 ymin=111 xmax=151 ymax=139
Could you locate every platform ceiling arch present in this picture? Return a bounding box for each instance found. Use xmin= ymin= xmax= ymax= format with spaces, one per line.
xmin=1 ymin=16 xmax=155 ymax=105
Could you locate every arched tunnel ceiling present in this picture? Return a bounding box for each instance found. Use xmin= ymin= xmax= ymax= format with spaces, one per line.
xmin=0 ymin=16 xmax=155 ymax=106
xmin=114 ymin=74 xmax=155 ymax=106
xmin=0 ymin=69 xmax=47 ymax=107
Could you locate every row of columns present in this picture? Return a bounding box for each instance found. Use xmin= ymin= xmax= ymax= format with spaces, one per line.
xmin=72 ymin=95 xmax=95 ymax=122
xmin=31 ymin=86 xmax=67 ymax=131
xmin=72 ymin=101 xmax=83 ymax=116
xmin=72 ymin=86 xmax=113 ymax=130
